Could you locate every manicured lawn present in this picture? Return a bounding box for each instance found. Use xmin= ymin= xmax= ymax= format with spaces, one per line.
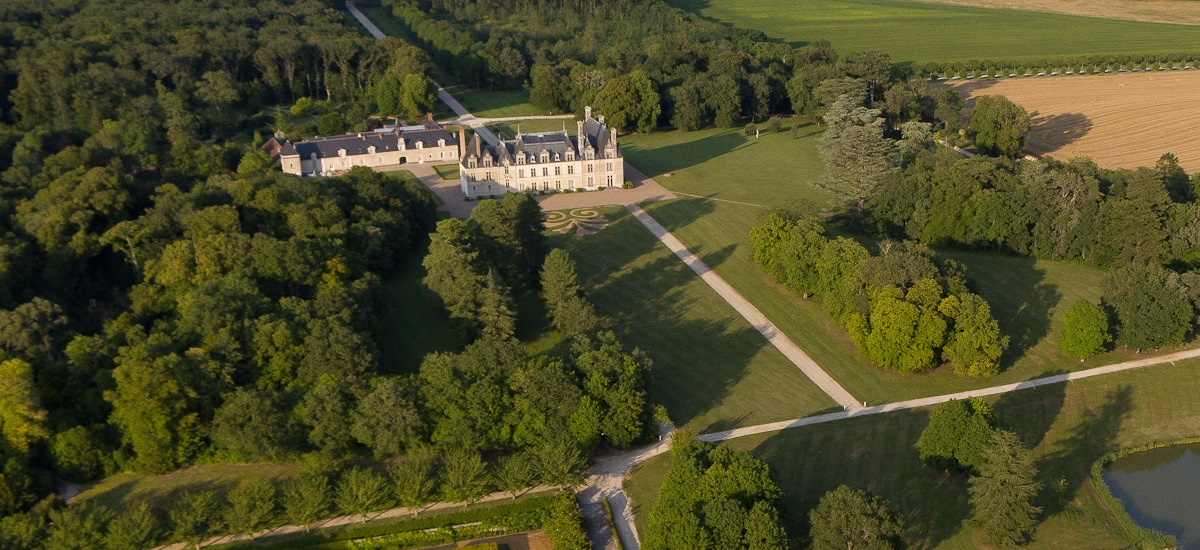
xmin=74 ymin=463 xmax=300 ymax=512
xmin=450 ymin=87 xmax=544 ymax=119
xmin=620 ymin=122 xmax=831 ymax=207
xmin=627 ymin=357 xmax=1200 ymax=548
xmin=431 ymin=163 xmax=459 ymax=180
xmin=486 ymin=119 xmax=574 ymax=140
xmin=642 ymin=198 xmax=1169 ymax=405
xmin=548 ymin=207 xmax=837 ymax=432
xmin=667 ymin=0 xmax=1200 ymax=63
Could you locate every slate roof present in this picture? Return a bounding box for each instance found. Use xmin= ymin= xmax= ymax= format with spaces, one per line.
xmin=290 ymin=128 xmax=455 ymax=159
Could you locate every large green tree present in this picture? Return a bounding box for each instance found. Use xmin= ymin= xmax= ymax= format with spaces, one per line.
xmin=969 ymin=430 xmax=1041 ymax=547
xmin=1102 ymin=262 xmax=1193 ymax=350
xmin=919 ymin=398 xmax=996 ymax=474
xmin=1059 ymin=299 xmax=1111 ymax=359
xmin=808 ymin=485 xmax=903 ymax=550
xmin=594 ymin=70 xmax=661 ymax=134
xmin=968 ymin=95 xmax=1031 ymax=158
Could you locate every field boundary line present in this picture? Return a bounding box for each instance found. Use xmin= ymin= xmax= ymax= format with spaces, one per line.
xmin=625 ymin=203 xmax=861 ymax=410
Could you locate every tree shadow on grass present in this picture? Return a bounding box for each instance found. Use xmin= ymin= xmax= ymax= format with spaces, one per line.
xmin=574 ymin=208 xmax=802 ymax=433
xmin=749 ymin=408 xmax=971 ymax=550
xmin=993 ymin=369 xmax=1069 ymax=453
xmin=1035 ymin=385 xmax=1133 ymax=518
xmin=621 ymin=130 xmax=747 ymax=177
xmin=948 ymin=252 xmax=1061 ymax=370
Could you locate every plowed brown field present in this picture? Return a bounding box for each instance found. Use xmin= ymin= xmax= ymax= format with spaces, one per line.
xmin=915 ymin=0 xmax=1200 ymax=25
xmin=953 ymin=72 xmax=1200 ymax=170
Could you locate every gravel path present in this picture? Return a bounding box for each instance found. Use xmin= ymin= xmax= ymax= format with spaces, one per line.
xmin=625 ymin=203 xmax=862 ymax=410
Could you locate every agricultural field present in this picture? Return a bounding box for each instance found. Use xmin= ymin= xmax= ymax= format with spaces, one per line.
xmin=953 ymin=71 xmax=1200 ymax=169
xmin=914 ymin=0 xmax=1200 ymax=25
xmin=665 ymin=0 xmax=1200 ymax=62
xmin=548 ymin=206 xmax=837 ymax=432
xmin=627 ymin=356 xmax=1200 ymax=548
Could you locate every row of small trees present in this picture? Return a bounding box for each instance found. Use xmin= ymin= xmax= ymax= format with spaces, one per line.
xmin=914 ymin=52 xmax=1200 ymax=79
xmin=10 ymin=467 xmax=588 ymax=549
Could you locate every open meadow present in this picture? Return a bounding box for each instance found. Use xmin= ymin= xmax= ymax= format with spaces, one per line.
xmin=548 ymin=206 xmax=837 ymax=432
xmin=666 ymin=0 xmax=1200 ymax=62
xmin=627 ymin=356 xmax=1200 ymax=548
xmin=953 ymin=71 xmax=1200 ymax=169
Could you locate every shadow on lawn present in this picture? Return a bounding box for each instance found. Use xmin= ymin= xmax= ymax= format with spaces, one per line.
xmin=1034 ymin=385 xmax=1133 ymax=518
xmin=750 ymin=408 xmax=971 ymax=550
xmin=583 ymin=209 xmax=783 ymax=432
xmin=621 ymin=130 xmax=748 ymax=177
xmin=993 ymin=369 xmax=1068 ymax=451
xmin=954 ymin=253 xmax=1061 ymax=369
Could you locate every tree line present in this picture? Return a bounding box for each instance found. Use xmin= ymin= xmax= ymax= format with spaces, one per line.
xmin=751 ymin=213 xmax=1008 ymax=377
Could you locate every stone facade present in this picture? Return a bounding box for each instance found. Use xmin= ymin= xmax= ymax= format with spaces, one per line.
xmin=458 ymin=107 xmax=623 ymax=198
xmin=276 ymin=114 xmax=458 ymax=176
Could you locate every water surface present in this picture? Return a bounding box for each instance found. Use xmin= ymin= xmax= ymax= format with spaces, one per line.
xmin=1103 ymin=442 xmax=1200 ymax=548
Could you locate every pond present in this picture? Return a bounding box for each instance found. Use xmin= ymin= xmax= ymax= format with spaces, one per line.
xmin=1103 ymin=442 xmax=1200 ymax=549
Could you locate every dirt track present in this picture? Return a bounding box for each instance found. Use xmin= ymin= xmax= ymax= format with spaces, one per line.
xmin=953 ymin=72 xmax=1200 ymax=170
xmin=913 ymin=0 xmax=1200 ymax=25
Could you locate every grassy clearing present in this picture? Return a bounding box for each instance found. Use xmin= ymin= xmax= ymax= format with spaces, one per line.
xmin=74 ymin=463 xmax=300 ymax=512
xmin=375 ymin=246 xmax=468 ymax=376
xmin=431 ymin=164 xmax=459 ymax=180
xmin=485 ymin=119 xmax=574 ymax=140
xmin=448 ymin=87 xmax=543 ymax=119
xmin=627 ymin=357 xmax=1200 ymax=548
xmin=548 ymin=206 xmax=836 ymax=432
xmin=643 ymin=198 xmax=1161 ymax=405
xmin=667 ymin=0 xmax=1200 ymax=63
xmin=621 ymin=122 xmax=830 ymax=207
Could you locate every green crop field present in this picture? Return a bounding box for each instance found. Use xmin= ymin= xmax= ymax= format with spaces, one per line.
xmin=627 ymin=357 xmax=1200 ymax=548
xmin=621 ymin=121 xmax=832 ymax=207
xmin=549 ymin=206 xmax=837 ymax=432
xmin=667 ymin=0 xmax=1200 ymax=63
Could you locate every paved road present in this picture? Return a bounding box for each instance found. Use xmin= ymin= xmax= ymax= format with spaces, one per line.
xmin=345 ymin=0 xmax=384 ymax=38
xmin=626 ymin=204 xmax=862 ymax=411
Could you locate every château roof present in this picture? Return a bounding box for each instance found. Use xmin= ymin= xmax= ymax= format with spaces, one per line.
xmin=463 ymin=109 xmax=620 ymax=165
xmin=290 ymin=128 xmax=455 ymax=159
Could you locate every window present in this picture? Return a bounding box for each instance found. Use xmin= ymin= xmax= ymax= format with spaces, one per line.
xmin=587 ymin=163 xmax=593 ymax=173
xmin=504 ymin=166 xmax=509 ymax=174
xmin=588 ymin=176 xmax=593 ymax=186
xmin=468 ymin=158 xmax=477 ymax=168
xmin=519 ymin=169 xmax=524 ymax=178
xmin=607 ymin=175 xmax=615 ymax=186
xmin=540 ymin=152 xmax=549 ymax=163
xmin=554 ymin=166 xmax=561 ymax=176
xmin=485 ymin=171 xmax=491 ymax=181
xmin=607 ymin=162 xmax=613 ymax=171
xmin=542 ymin=167 xmax=548 ymax=177
xmin=566 ymin=151 xmax=574 ymax=161
xmin=556 ymin=181 xmax=561 ymax=190
xmin=568 ymin=165 xmax=574 ymax=175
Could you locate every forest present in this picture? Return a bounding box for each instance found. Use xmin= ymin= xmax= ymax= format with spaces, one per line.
xmin=0 ymin=0 xmax=651 ymax=546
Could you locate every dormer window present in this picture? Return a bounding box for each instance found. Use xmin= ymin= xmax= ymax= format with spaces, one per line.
xmin=517 ymin=156 xmax=525 ymax=165
xmin=338 ymin=149 xmax=346 ymax=157
xmin=438 ymin=139 xmax=446 ymax=147
xmin=586 ymin=150 xmax=594 ymax=160
xmin=417 ymin=141 xmax=424 ymax=149
xmin=554 ymin=153 xmax=561 ymax=161
xmin=483 ymin=156 xmax=492 ymax=167
xmin=367 ymin=146 xmax=376 ymax=154
xmin=566 ymin=151 xmax=574 ymax=161
xmin=540 ymin=151 xmax=549 ymax=163
xmin=468 ymin=157 xmax=477 ymax=168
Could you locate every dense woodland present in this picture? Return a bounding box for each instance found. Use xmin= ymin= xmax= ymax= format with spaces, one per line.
xmin=0 ymin=0 xmax=650 ymax=546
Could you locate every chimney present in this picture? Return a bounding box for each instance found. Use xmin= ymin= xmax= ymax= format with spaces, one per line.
xmin=585 ymin=105 xmax=592 ymax=120
xmin=577 ymin=120 xmax=585 ymax=152
xmin=458 ymin=127 xmax=466 ymax=158
xmin=598 ymin=114 xmax=605 ymax=125
xmin=610 ymin=127 xmax=617 ymax=146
